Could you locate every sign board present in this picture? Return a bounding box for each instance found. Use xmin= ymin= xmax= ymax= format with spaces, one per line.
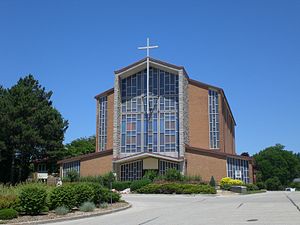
xmin=235 ymin=170 xmax=242 ymax=179
xmin=37 ymin=173 xmax=48 ymax=180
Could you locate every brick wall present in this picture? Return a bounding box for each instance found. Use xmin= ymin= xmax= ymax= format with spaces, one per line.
xmin=188 ymin=83 xmax=210 ymax=149
xmin=80 ymin=154 xmax=113 ymax=177
xmin=185 ymin=151 xmax=227 ymax=183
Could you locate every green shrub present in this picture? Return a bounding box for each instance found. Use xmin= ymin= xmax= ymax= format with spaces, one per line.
xmin=79 ymin=202 xmax=95 ymax=212
xmin=112 ymin=181 xmax=132 ymax=191
xmin=289 ymin=182 xmax=300 ymax=191
xmin=102 ymin=172 xmax=116 ymax=188
xmin=0 ymin=195 xmax=19 ymax=210
xmin=220 ymin=177 xmax=244 ymax=190
xmin=102 ymin=191 xmax=121 ymax=203
xmin=265 ymin=177 xmax=282 ymax=190
xmin=209 ymin=176 xmax=216 ymax=187
xmin=85 ymin=183 xmax=108 ymax=204
xmin=85 ymin=183 xmax=120 ymax=204
xmin=245 ymin=184 xmax=259 ymax=191
xmin=0 ymin=208 xmax=18 ymax=220
xmin=220 ymin=183 xmax=231 ymax=191
xmin=130 ymin=179 xmax=151 ymax=192
xmin=19 ymin=185 xmax=47 ymax=215
xmin=66 ymin=170 xmax=79 ymax=182
xmin=55 ymin=206 xmax=69 ymax=215
xmin=182 ymin=175 xmax=202 ymax=184
xmin=50 ymin=185 xmax=76 ymax=210
xmin=164 ymin=169 xmax=182 ymax=181
xmin=256 ymin=182 xmax=266 ymax=190
xmin=143 ymin=170 xmax=158 ymax=181
xmin=100 ymin=202 xmax=108 ymax=208
xmin=72 ymin=183 xmax=94 ymax=207
xmin=137 ymin=183 xmax=216 ymax=194
xmin=79 ymin=176 xmax=104 ymax=184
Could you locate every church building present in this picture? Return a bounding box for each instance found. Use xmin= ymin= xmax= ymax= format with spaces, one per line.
xmin=58 ymin=56 xmax=253 ymax=183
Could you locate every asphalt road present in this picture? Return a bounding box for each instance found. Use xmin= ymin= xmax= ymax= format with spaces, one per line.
xmin=49 ymin=192 xmax=300 ymax=225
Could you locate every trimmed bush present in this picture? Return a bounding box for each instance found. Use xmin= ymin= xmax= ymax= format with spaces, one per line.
xmin=209 ymin=176 xmax=216 ymax=187
xmin=130 ymin=179 xmax=151 ymax=192
xmin=50 ymin=185 xmax=76 ymax=210
xmin=66 ymin=170 xmax=79 ymax=182
xmin=137 ymin=183 xmax=216 ymax=194
xmin=0 ymin=195 xmax=19 ymax=210
xmin=85 ymin=183 xmax=120 ymax=204
xmin=112 ymin=181 xmax=132 ymax=191
xmin=265 ymin=177 xmax=282 ymax=190
xmin=220 ymin=177 xmax=243 ymax=190
xmin=182 ymin=175 xmax=202 ymax=184
xmin=102 ymin=172 xmax=116 ymax=188
xmin=245 ymin=184 xmax=259 ymax=191
xmin=79 ymin=176 xmax=104 ymax=184
xmin=164 ymin=169 xmax=182 ymax=181
xmin=0 ymin=208 xmax=18 ymax=220
xmin=100 ymin=202 xmax=108 ymax=208
xmin=290 ymin=182 xmax=300 ymax=191
xmin=19 ymin=185 xmax=47 ymax=215
xmin=143 ymin=170 xmax=158 ymax=181
xmin=72 ymin=183 xmax=94 ymax=207
xmin=256 ymin=182 xmax=266 ymax=190
xmin=55 ymin=206 xmax=69 ymax=215
xmin=221 ymin=183 xmax=231 ymax=191
xmin=79 ymin=202 xmax=95 ymax=212
xmin=102 ymin=191 xmax=121 ymax=203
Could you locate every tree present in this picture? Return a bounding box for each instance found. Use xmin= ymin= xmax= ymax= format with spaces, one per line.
xmin=0 ymin=75 xmax=68 ymax=183
xmin=253 ymin=144 xmax=300 ymax=186
xmin=209 ymin=176 xmax=216 ymax=187
xmin=64 ymin=136 xmax=96 ymax=157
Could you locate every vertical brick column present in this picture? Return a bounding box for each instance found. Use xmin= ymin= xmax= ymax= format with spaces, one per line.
xmin=178 ymin=70 xmax=189 ymax=160
xmin=113 ymin=74 xmax=121 ymax=159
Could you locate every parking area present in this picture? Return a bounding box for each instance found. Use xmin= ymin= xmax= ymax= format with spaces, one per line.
xmin=51 ymin=192 xmax=300 ymax=225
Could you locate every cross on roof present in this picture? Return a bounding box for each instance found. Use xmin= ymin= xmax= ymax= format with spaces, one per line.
xmin=138 ymin=38 xmax=158 ymax=57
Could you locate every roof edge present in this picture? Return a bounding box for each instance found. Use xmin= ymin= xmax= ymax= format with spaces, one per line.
xmin=94 ymin=88 xmax=114 ymax=99
xmin=114 ymin=57 xmax=188 ymax=76
xmin=57 ymin=149 xmax=113 ymax=164
xmin=188 ymin=79 xmax=236 ymax=125
xmin=185 ymin=145 xmax=253 ymax=161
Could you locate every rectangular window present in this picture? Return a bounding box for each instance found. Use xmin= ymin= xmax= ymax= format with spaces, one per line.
xmin=209 ymin=90 xmax=220 ymax=149
xmin=98 ymin=96 xmax=108 ymax=151
xmin=120 ymin=160 xmax=143 ymax=181
xmin=159 ymin=160 xmax=179 ymax=175
xmin=226 ymin=158 xmax=249 ymax=183
xmin=62 ymin=161 xmax=80 ymax=178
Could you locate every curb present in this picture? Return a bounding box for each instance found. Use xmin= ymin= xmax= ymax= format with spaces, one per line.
xmin=9 ymin=203 xmax=132 ymax=225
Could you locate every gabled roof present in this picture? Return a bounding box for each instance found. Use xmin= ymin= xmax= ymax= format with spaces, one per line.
xmin=94 ymin=57 xmax=236 ymax=125
xmin=113 ymin=152 xmax=184 ymax=164
xmin=114 ymin=57 xmax=188 ymax=76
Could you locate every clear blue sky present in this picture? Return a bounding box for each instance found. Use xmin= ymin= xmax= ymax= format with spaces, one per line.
xmin=1 ymin=0 xmax=299 ymax=155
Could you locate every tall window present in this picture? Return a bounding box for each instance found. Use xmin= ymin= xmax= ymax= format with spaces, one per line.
xmin=227 ymin=158 xmax=249 ymax=183
xmin=121 ymin=68 xmax=179 ymax=153
xmin=99 ymin=96 xmax=107 ymax=151
xmin=209 ymin=89 xmax=219 ymax=149
xmin=62 ymin=161 xmax=80 ymax=178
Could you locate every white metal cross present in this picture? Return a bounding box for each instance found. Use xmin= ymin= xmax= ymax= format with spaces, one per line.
xmin=138 ymin=38 xmax=158 ymax=114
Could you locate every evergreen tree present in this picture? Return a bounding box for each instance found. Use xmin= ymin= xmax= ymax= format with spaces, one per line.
xmin=0 ymin=75 xmax=68 ymax=183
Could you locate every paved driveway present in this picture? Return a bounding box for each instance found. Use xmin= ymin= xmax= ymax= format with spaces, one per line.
xmin=50 ymin=192 xmax=300 ymax=225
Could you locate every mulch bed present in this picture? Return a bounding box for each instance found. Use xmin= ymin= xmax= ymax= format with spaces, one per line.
xmin=1 ymin=202 xmax=129 ymax=224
